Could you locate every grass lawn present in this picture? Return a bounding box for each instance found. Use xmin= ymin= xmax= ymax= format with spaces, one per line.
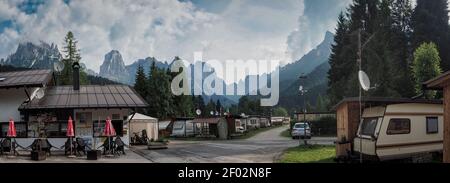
xmin=278 ymin=145 xmax=336 ymax=163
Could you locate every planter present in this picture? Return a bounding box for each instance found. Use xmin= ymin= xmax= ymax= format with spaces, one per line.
xmin=148 ymin=142 xmax=168 ymax=150
xmin=87 ymin=150 xmax=101 ymax=160
xmin=31 ymin=151 xmax=46 ymax=161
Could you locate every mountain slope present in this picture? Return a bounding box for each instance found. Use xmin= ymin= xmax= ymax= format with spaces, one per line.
xmin=99 ymin=50 xmax=130 ymax=84
xmin=279 ymin=31 xmax=333 ymax=92
xmin=3 ymin=42 xmax=62 ymax=69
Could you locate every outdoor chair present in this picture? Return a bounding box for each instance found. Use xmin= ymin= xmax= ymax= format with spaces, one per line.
xmin=75 ymin=138 xmax=90 ymax=156
xmin=99 ymin=137 xmax=115 ymax=155
xmin=0 ymin=138 xmax=18 ymax=155
xmin=114 ymin=136 xmax=126 ymax=155
xmin=62 ymin=138 xmax=76 ymax=156
xmin=29 ymin=139 xmax=56 ymax=156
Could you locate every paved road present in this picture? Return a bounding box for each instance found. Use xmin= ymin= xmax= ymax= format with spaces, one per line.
xmin=132 ymin=126 xmax=336 ymax=163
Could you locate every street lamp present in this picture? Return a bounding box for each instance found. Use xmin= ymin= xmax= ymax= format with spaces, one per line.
xmin=299 ymin=74 xmax=308 ymax=146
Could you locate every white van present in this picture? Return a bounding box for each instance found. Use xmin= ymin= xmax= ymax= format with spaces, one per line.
xmin=353 ymin=103 xmax=443 ymax=161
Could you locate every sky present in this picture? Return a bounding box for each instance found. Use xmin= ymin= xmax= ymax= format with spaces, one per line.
xmin=0 ymin=0 xmax=352 ymax=83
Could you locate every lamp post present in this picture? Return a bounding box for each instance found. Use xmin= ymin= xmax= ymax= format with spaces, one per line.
xmin=299 ymin=74 xmax=308 ymax=146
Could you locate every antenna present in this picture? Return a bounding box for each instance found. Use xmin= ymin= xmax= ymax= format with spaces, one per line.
xmin=358 ymin=70 xmax=371 ymax=91
xmin=35 ymin=88 xmax=45 ymax=99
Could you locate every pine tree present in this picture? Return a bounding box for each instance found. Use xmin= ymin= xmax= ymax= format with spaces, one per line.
xmin=134 ymin=64 xmax=147 ymax=98
xmin=328 ymin=12 xmax=350 ymax=105
xmin=60 ymin=31 xmax=88 ymax=85
xmin=205 ymin=99 xmax=216 ymax=117
xmin=412 ymin=0 xmax=450 ymax=71
xmin=215 ymin=100 xmax=222 ymax=115
xmin=390 ymin=0 xmax=415 ymax=97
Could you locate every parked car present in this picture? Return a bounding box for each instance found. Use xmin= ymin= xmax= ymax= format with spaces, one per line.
xmin=291 ymin=122 xmax=311 ymax=139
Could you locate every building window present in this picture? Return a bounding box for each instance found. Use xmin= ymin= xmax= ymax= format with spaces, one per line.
xmin=426 ymin=117 xmax=439 ymax=134
xmin=0 ymin=122 xmax=27 ymax=138
xmin=76 ymin=112 xmax=92 ymax=124
xmin=387 ymin=119 xmax=410 ymax=135
xmin=45 ymin=121 xmax=68 ymax=138
xmin=112 ymin=114 xmax=121 ymax=120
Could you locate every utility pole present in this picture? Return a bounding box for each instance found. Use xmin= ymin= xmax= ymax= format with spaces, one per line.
xmin=358 ymin=28 xmax=363 ymax=164
xmin=299 ymin=74 xmax=308 ymax=146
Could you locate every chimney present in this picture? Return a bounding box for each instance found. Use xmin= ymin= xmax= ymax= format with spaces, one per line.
xmin=72 ymin=62 xmax=80 ymax=91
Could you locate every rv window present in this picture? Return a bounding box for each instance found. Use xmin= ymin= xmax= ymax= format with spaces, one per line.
xmin=387 ymin=119 xmax=410 ymax=135
xmin=360 ymin=118 xmax=378 ymax=136
xmin=173 ymin=121 xmax=184 ymax=130
xmin=426 ymin=117 xmax=438 ymax=134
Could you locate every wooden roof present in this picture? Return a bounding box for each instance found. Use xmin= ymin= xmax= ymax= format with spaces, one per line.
xmin=0 ymin=69 xmax=52 ymax=89
xmin=20 ymin=85 xmax=148 ymax=110
xmin=424 ymin=71 xmax=450 ymax=89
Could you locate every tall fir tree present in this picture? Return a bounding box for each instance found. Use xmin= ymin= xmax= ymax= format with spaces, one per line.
xmin=328 ymin=12 xmax=350 ymax=105
xmin=412 ymin=0 xmax=450 ymax=71
xmin=60 ymin=31 xmax=88 ymax=85
xmin=134 ymin=64 xmax=147 ymax=98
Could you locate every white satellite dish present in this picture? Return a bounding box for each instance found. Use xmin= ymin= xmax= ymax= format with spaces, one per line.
xmin=299 ymin=85 xmax=303 ymax=91
xmin=54 ymin=61 xmax=64 ymax=72
xmin=358 ymin=70 xmax=371 ymax=91
xmin=35 ymin=88 xmax=45 ymax=99
xmin=210 ymin=111 xmax=214 ymax=116
xmin=196 ymin=109 xmax=202 ymax=116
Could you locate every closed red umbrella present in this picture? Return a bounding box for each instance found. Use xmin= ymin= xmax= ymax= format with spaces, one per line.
xmin=7 ymin=118 xmax=16 ymax=156
xmin=103 ymin=117 xmax=116 ymax=137
xmin=103 ymin=117 xmax=116 ymax=156
xmin=67 ymin=116 xmax=75 ymax=137
xmin=7 ymin=118 xmax=16 ymax=137
xmin=67 ymin=116 xmax=75 ymax=157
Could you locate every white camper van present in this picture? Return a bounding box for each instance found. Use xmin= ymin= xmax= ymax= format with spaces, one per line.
xmin=353 ymin=103 xmax=443 ymax=161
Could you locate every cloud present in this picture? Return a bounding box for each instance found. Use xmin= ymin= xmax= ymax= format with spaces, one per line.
xmin=287 ymin=0 xmax=352 ymax=61
xmin=0 ymin=0 xmax=308 ymax=83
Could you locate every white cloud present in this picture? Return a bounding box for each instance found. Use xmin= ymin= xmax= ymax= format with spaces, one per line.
xmin=287 ymin=0 xmax=352 ymax=61
xmin=0 ymin=0 xmax=308 ymax=83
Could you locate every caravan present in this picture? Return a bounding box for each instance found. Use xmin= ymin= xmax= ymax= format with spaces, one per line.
xmin=353 ymin=103 xmax=443 ymax=161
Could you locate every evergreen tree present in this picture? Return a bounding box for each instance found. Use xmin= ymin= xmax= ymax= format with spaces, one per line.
xmin=328 ymin=12 xmax=350 ymax=105
xmin=412 ymin=0 xmax=450 ymax=71
xmin=390 ymin=0 xmax=415 ymax=97
xmin=134 ymin=64 xmax=147 ymax=98
xmin=215 ymin=100 xmax=222 ymax=115
xmin=412 ymin=42 xmax=442 ymax=98
xmin=205 ymin=99 xmax=216 ymax=117
xmin=146 ymin=62 xmax=174 ymax=119
xmin=60 ymin=31 xmax=88 ymax=85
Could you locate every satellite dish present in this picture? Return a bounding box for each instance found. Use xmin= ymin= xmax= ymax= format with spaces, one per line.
xmin=299 ymin=85 xmax=303 ymax=91
xmin=35 ymin=88 xmax=45 ymax=99
xmin=196 ymin=109 xmax=202 ymax=116
xmin=215 ymin=111 xmax=219 ymax=116
xmin=358 ymin=70 xmax=371 ymax=91
xmin=210 ymin=111 xmax=214 ymax=116
xmin=241 ymin=113 xmax=245 ymax=117
xmin=54 ymin=61 xmax=64 ymax=72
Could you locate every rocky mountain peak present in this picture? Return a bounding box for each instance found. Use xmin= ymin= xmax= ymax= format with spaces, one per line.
xmin=99 ymin=50 xmax=130 ymax=83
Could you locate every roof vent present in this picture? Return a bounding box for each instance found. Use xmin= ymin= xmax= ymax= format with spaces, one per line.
xmin=0 ymin=77 xmax=6 ymax=82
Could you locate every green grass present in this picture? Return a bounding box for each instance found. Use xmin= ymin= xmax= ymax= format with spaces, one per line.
xmin=278 ymin=145 xmax=336 ymax=163
xmin=280 ymin=129 xmax=291 ymax=138
xmin=232 ymin=125 xmax=284 ymax=140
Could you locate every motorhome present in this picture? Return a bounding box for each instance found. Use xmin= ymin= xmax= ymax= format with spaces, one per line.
xmin=353 ymin=103 xmax=443 ymax=161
